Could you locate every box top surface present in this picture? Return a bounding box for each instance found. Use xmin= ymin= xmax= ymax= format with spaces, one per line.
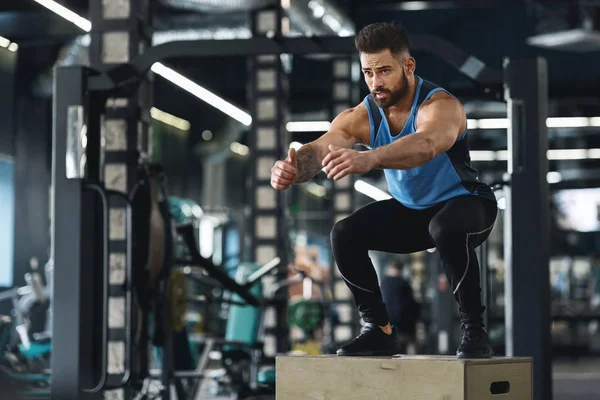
xmin=277 ymin=355 xmax=532 ymax=365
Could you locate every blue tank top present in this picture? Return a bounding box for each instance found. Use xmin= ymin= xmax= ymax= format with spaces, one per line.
xmin=364 ymin=76 xmax=495 ymax=210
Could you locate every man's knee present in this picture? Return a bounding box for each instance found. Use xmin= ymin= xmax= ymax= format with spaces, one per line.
xmin=330 ymin=217 xmax=354 ymax=247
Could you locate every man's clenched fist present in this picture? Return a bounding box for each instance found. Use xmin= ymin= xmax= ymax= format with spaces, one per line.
xmin=271 ymin=148 xmax=297 ymax=190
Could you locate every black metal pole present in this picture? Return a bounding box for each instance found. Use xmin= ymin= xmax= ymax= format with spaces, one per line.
xmin=503 ymin=57 xmax=552 ymax=400
xmin=51 ymin=66 xmax=103 ymax=400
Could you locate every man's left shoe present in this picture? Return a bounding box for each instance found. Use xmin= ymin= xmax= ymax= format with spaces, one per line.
xmin=456 ymin=318 xmax=493 ymax=358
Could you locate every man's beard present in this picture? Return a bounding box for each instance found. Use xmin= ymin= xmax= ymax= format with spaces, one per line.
xmin=372 ymin=72 xmax=409 ymax=109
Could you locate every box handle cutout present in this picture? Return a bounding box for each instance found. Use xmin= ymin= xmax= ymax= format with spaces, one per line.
xmin=490 ymin=381 xmax=510 ymax=394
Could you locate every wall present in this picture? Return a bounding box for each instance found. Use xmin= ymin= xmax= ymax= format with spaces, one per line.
xmin=6 ymin=47 xmax=53 ymax=289
xmin=0 ymin=159 xmax=14 ymax=287
xmin=0 ymin=47 xmax=16 ymax=291
xmin=11 ymin=94 xmax=52 ymax=288
xmin=0 ymin=47 xmax=15 ymax=156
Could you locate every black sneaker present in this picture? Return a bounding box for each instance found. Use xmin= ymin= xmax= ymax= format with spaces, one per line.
xmin=456 ymin=318 xmax=493 ymax=358
xmin=336 ymin=324 xmax=402 ymax=356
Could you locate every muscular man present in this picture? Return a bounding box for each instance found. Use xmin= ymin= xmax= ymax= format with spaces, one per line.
xmin=270 ymin=22 xmax=497 ymax=358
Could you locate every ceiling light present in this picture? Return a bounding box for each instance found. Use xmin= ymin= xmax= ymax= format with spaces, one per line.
xmin=286 ymin=121 xmax=331 ymax=132
xmin=354 ymin=180 xmax=392 ymax=201
xmin=151 ymin=62 xmax=252 ymax=126
xmin=150 ymin=107 xmax=190 ymax=131
xmin=33 ymin=0 xmax=92 ymax=32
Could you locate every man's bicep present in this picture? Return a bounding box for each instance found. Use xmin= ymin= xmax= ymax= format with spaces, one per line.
xmin=416 ymin=98 xmax=465 ymax=149
xmin=304 ymin=107 xmax=367 ymax=160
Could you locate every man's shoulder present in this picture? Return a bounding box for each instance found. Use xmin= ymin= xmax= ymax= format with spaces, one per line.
xmin=331 ymin=103 xmax=371 ymax=144
xmin=421 ymin=89 xmax=458 ymax=108
xmin=339 ymin=102 xmax=370 ymax=119
xmin=417 ymin=90 xmax=464 ymax=121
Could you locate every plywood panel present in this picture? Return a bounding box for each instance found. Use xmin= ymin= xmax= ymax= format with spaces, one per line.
xmin=276 ymin=355 xmax=532 ymax=400
xmin=466 ymin=361 xmax=532 ymax=400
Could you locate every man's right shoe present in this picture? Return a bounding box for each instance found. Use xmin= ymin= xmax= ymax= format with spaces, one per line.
xmin=456 ymin=317 xmax=493 ymax=358
xmin=337 ymin=323 xmax=402 ymax=356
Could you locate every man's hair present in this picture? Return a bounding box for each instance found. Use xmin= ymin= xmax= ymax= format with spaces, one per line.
xmin=355 ymin=22 xmax=411 ymax=58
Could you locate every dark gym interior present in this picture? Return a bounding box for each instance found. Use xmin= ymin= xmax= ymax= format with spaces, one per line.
xmin=1 ymin=1 xmax=600 ymax=399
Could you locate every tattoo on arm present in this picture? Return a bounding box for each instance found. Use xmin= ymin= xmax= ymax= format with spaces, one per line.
xmin=295 ymin=145 xmax=322 ymax=183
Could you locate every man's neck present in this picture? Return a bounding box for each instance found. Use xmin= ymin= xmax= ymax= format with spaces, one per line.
xmin=385 ymin=75 xmax=417 ymax=114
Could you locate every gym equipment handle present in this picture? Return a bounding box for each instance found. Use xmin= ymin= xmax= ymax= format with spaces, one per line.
xmin=176 ymin=223 xmax=261 ymax=307
xmin=82 ymin=183 xmax=109 ymax=393
xmin=82 ymin=185 xmax=133 ymax=393
xmin=244 ymin=257 xmax=281 ymax=288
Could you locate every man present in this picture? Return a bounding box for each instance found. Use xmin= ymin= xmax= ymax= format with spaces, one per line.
xmin=270 ymin=22 xmax=498 ymax=358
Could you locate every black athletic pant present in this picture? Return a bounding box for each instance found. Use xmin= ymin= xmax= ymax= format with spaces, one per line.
xmin=331 ymin=194 xmax=498 ymax=326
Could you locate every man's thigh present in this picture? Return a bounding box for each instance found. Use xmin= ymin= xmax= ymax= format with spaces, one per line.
xmin=340 ymin=198 xmax=437 ymax=254
xmin=431 ymin=195 xmax=498 ymax=246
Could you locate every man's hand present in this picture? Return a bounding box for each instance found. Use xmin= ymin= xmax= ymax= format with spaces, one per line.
xmin=322 ymin=144 xmax=376 ymax=180
xmin=271 ymin=148 xmax=298 ymax=190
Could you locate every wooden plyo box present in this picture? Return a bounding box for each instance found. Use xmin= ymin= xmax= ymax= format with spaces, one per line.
xmin=276 ymin=355 xmax=532 ymax=400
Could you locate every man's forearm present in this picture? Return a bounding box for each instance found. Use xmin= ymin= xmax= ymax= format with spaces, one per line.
xmin=295 ymin=144 xmax=324 ymax=183
xmin=370 ymin=135 xmax=435 ymax=170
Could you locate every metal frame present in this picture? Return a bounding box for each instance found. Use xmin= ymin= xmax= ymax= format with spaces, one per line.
xmin=246 ymin=4 xmax=292 ymax=356
xmin=328 ymin=55 xmax=362 ymax=344
xmin=89 ymin=35 xmax=502 ymax=91
xmin=88 ymin=0 xmax=153 ymax=398
xmin=52 ymin=66 xmax=103 ymax=400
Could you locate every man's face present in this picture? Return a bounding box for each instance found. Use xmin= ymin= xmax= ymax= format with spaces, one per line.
xmin=360 ymin=49 xmax=413 ymax=109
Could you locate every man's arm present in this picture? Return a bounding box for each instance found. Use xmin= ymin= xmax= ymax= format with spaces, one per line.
xmin=369 ymin=94 xmax=465 ymax=170
xmin=294 ymin=106 xmax=369 ymax=183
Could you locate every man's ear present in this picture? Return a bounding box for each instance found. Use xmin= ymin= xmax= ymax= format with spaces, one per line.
xmin=404 ymin=56 xmax=416 ymax=75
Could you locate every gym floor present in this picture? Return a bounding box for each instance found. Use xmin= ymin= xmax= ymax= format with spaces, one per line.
xmin=553 ymin=358 xmax=600 ymax=400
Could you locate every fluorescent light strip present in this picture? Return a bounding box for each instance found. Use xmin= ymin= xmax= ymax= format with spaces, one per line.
xmin=0 ymin=36 xmax=18 ymax=52
xmin=150 ymin=107 xmax=190 ymax=131
xmin=547 ymin=149 xmax=588 ymax=160
xmin=289 ymin=141 xmax=304 ymax=150
xmin=470 ymin=148 xmax=600 ymax=161
xmin=547 ymin=171 xmax=562 ymax=184
xmin=291 ymin=117 xmax=600 ymax=132
xmin=30 ymin=2 xmax=249 ymax=127
xmin=469 ymin=150 xmax=496 ymax=161
xmin=589 ymin=148 xmax=600 ymax=158
xmin=306 ymin=182 xmax=327 ymax=197
xmin=230 ymin=142 xmax=249 ymax=156
xmin=475 ymin=118 xmax=510 ymax=129
xmin=466 ymin=117 xmax=599 ymax=129
xmin=354 ymin=180 xmax=392 ymax=201
xmin=496 ymin=150 xmax=509 ymax=161
xmin=151 ymin=63 xmax=252 ymax=126
xmin=286 ymin=121 xmax=331 ymax=132
xmin=547 ymin=117 xmax=589 ymax=128
xmin=33 ymin=0 xmax=92 ymax=32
